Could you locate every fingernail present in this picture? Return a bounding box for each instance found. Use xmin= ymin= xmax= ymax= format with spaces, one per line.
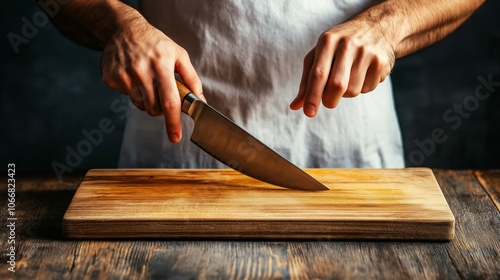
xmin=169 ymin=133 xmax=180 ymax=143
xmin=304 ymin=104 xmax=316 ymax=117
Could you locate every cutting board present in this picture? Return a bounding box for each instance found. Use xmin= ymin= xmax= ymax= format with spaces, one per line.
xmin=62 ymin=168 xmax=455 ymax=240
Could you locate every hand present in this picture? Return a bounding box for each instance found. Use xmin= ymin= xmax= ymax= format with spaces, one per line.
xmin=101 ymin=18 xmax=206 ymax=143
xmin=290 ymin=20 xmax=395 ymax=117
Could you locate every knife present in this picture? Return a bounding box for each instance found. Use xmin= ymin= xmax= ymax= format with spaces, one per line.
xmin=176 ymin=80 xmax=329 ymax=191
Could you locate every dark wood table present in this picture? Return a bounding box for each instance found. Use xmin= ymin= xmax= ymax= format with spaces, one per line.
xmin=1 ymin=170 xmax=499 ymax=279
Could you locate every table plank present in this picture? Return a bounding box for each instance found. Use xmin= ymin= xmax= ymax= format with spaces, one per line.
xmin=433 ymin=170 xmax=500 ymax=280
xmin=475 ymin=170 xmax=500 ymax=212
xmin=0 ymin=170 xmax=498 ymax=279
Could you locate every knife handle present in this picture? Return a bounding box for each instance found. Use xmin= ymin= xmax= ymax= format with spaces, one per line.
xmin=176 ymin=80 xmax=193 ymax=100
xmin=176 ymin=80 xmax=202 ymax=114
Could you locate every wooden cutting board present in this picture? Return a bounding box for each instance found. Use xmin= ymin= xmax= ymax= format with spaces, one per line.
xmin=62 ymin=168 xmax=455 ymax=240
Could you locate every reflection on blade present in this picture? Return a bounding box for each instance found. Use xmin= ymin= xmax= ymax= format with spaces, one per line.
xmin=186 ymin=100 xmax=329 ymax=191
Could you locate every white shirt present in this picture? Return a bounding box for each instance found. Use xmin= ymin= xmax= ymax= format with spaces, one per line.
xmin=118 ymin=0 xmax=405 ymax=168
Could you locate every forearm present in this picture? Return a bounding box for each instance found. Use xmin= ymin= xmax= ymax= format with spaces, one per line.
xmin=38 ymin=0 xmax=144 ymax=49
xmin=354 ymin=0 xmax=485 ymax=58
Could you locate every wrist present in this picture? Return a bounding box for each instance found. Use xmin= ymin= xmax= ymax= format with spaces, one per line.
xmin=96 ymin=4 xmax=145 ymax=45
xmin=352 ymin=2 xmax=407 ymax=51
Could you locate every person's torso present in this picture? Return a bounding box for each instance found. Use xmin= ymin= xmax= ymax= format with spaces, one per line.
xmin=118 ymin=0 xmax=404 ymax=168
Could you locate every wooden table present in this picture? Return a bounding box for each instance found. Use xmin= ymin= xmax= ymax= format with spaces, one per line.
xmin=1 ymin=170 xmax=499 ymax=279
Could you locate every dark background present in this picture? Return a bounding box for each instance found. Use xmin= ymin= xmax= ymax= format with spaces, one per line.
xmin=1 ymin=1 xmax=499 ymax=175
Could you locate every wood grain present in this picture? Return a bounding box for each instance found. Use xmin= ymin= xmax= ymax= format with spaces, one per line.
xmin=176 ymin=80 xmax=192 ymax=100
xmin=475 ymin=170 xmax=500 ymax=212
xmin=62 ymin=168 xmax=455 ymax=240
xmin=433 ymin=170 xmax=500 ymax=280
xmin=1 ymin=170 xmax=498 ymax=279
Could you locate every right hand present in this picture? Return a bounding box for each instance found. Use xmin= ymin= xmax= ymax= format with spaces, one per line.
xmin=101 ymin=18 xmax=205 ymax=143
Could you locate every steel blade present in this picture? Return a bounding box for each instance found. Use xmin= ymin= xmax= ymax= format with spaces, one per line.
xmin=184 ymin=97 xmax=329 ymax=191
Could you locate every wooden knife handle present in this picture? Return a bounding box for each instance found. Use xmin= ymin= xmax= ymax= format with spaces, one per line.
xmin=176 ymin=80 xmax=193 ymax=100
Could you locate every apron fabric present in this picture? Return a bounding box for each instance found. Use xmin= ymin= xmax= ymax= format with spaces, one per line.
xmin=118 ymin=0 xmax=405 ymax=168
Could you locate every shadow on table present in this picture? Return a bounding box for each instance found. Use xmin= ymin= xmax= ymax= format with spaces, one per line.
xmin=21 ymin=189 xmax=77 ymax=240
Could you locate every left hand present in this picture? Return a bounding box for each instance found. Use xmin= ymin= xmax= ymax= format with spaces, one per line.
xmin=290 ymin=20 xmax=396 ymax=117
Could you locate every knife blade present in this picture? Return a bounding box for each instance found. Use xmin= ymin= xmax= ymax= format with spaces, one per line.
xmin=176 ymin=80 xmax=329 ymax=191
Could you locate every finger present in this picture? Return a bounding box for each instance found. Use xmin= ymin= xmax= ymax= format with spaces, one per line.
xmin=131 ymin=60 xmax=163 ymax=116
xmin=102 ymin=75 xmax=122 ymax=92
xmin=344 ymin=47 xmax=371 ymax=98
xmin=175 ymin=49 xmax=206 ymax=102
xmin=138 ymin=76 xmax=162 ymax=116
xmin=117 ymin=69 xmax=134 ymax=94
xmin=303 ymin=35 xmax=337 ymax=117
xmin=153 ymin=82 xmax=164 ymax=115
xmin=106 ymin=69 xmax=146 ymax=111
xmin=156 ymin=63 xmax=182 ymax=143
xmin=102 ymin=68 xmax=129 ymax=94
xmin=120 ymin=70 xmax=147 ymax=111
xmin=290 ymin=50 xmax=314 ymax=110
xmin=323 ymin=38 xmax=356 ymax=108
xmin=361 ymin=61 xmax=381 ymax=93
xmin=129 ymin=85 xmax=146 ymax=111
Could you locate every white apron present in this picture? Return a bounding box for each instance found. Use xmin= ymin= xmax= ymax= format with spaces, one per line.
xmin=118 ymin=0 xmax=405 ymax=168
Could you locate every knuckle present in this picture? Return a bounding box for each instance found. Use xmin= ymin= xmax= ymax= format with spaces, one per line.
xmin=153 ymin=40 xmax=168 ymax=55
xmin=156 ymin=56 xmax=172 ymax=69
xmin=375 ymin=55 xmax=388 ymax=67
xmin=131 ymin=59 xmax=150 ymax=77
xmin=338 ymin=36 xmax=353 ymax=51
xmin=318 ymin=32 xmax=335 ymax=47
xmin=328 ymin=79 xmax=347 ymax=93
xmin=311 ymin=66 xmax=329 ymax=79
xmin=154 ymin=59 xmax=174 ymax=80
xmin=357 ymin=45 xmax=368 ymax=57
xmin=363 ymin=45 xmax=377 ymax=57
xmin=162 ymin=98 xmax=180 ymax=112
xmin=177 ymin=47 xmax=189 ymax=59
xmin=376 ymin=55 xmax=394 ymax=71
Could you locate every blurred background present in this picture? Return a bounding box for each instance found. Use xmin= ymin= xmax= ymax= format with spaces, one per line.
xmin=1 ymin=0 xmax=499 ymax=175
